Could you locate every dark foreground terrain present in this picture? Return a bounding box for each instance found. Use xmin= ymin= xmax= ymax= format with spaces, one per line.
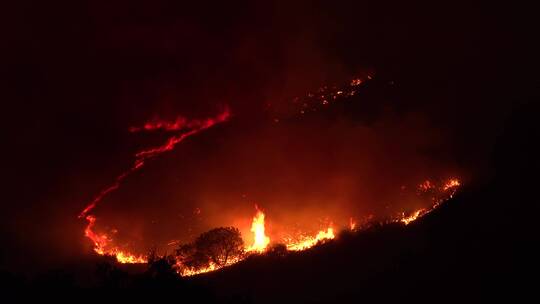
xmin=1 ymin=102 xmax=536 ymax=302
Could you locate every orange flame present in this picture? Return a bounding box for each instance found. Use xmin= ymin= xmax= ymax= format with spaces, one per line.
xmin=79 ymin=109 xmax=230 ymax=263
xmin=246 ymin=207 xmax=270 ymax=253
xmin=178 ymin=256 xmax=243 ymax=277
xmin=76 ymin=77 xmax=463 ymax=278
xmin=349 ymin=217 xmax=357 ymax=231
xmin=84 ymin=177 xmax=462 ymax=270
xmin=79 ymin=108 xmax=230 ymax=219
xmin=399 ymin=209 xmax=425 ymax=225
xmin=177 ymin=178 xmax=460 ymax=276
xmin=397 ymin=178 xmax=462 ymax=225
xmin=83 ymin=215 xmax=146 ymax=264
xmin=442 ymin=178 xmax=461 ymax=191
xmin=285 ymin=227 xmax=335 ymax=251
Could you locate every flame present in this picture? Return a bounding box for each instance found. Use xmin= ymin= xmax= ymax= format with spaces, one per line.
xmin=246 ymin=207 xmax=270 ymax=253
xmin=397 ymin=178 xmax=461 ymax=225
xmin=177 ymin=206 xmax=272 ymax=276
xmin=79 ymin=75 xmax=375 ymax=261
xmin=349 ymin=217 xmax=357 ymax=231
xmin=79 ymin=109 xmax=230 ymax=262
xmin=399 ymin=209 xmax=425 ymax=225
xmin=77 ymin=73 xmax=464 ymax=279
xmin=83 ymin=215 xmax=146 ymax=263
xmin=178 ymin=255 xmax=243 ymax=277
xmin=350 ymin=78 xmax=363 ymax=86
xmin=180 ymin=262 xmax=218 ymax=276
xmin=285 ymin=227 xmax=335 ymax=251
xmin=79 ymin=108 xmax=230 ymax=219
xmin=244 ymin=206 xmax=336 ymax=253
xmin=443 ymin=178 xmax=461 ymax=191
xmin=174 ymin=177 xmax=461 ymax=276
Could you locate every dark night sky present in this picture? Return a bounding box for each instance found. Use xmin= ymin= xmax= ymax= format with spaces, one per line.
xmin=1 ymin=1 xmax=538 ymax=274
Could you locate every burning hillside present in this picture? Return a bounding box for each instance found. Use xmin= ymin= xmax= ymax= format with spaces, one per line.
xmin=83 ymin=177 xmax=460 ymax=275
xmin=78 ymin=75 xmax=462 ymax=277
xmin=4 ymin=2 xmax=535 ymax=302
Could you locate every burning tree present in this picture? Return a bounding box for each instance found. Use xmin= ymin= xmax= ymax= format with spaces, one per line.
xmin=176 ymin=227 xmax=245 ymax=273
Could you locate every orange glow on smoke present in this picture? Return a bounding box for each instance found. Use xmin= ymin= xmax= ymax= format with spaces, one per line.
xmin=246 ymin=207 xmax=270 ymax=253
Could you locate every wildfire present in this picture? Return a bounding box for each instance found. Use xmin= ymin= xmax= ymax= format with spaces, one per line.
xmin=349 ymin=217 xmax=357 ymax=231
xmin=443 ymin=178 xmax=461 ymax=191
xmin=83 ymin=215 xmax=146 ymax=264
xmin=83 ymin=176 xmax=462 ymax=270
xmin=285 ymin=227 xmax=335 ymax=251
xmin=243 ymin=206 xmax=335 ymax=253
xmin=177 ymin=177 xmax=461 ymax=275
xmin=246 ymin=207 xmax=270 ymax=253
xmin=397 ymin=178 xmax=462 ymax=225
xmin=350 ymin=78 xmax=363 ymax=86
xmin=79 ymin=108 xmax=230 ymax=219
xmin=79 ymin=109 xmax=230 ymax=264
xmin=76 ymin=72 xmax=463 ymax=278
xmin=180 ymin=262 xmax=218 ymax=276
xmin=399 ymin=209 xmax=425 ymax=225
xmin=178 ymin=207 xmax=273 ymax=276
xmin=273 ymin=74 xmax=373 ymax=120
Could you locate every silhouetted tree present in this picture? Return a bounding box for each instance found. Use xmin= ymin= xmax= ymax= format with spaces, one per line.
xmin=195 ymin=227 xmax=244 ymax=266
xmin=176 ymin=243 xmax=210 ymax=269
xmin=176 ymin=227 xmax=244 ymax=271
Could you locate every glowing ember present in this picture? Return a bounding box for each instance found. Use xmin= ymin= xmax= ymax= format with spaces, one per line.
xmin=84 ymin=176 xmax=462 ymax=270
xmin=178 ymin=178 xmax=460 ymax=276
xmin=350 ymin=78 xmax=363 ymax=86
xmin=246 ymin=207 xmax=270 ymax=253
xmin=180 ymin=262 xmax=218 ymax=276
xmin=443 ymin=178 xmax=461 ymax=191
xmin=418 ymin=180 xmax=434 ymax=192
